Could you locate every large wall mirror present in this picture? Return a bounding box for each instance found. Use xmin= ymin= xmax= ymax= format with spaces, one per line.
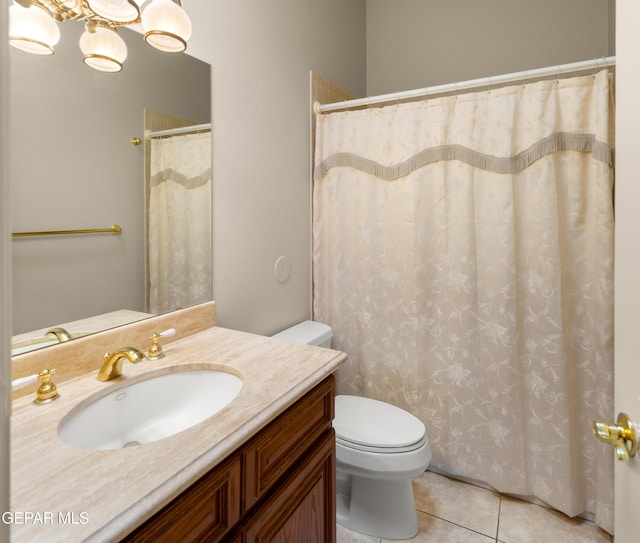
xmin=9 ymin=23 xmax=211 ymax=358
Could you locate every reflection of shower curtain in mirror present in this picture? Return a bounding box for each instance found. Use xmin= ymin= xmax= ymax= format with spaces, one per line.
xmin=148 ymin=132 xmax=212 ymax=314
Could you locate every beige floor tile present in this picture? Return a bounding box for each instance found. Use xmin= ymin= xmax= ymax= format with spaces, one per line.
xmin=498 ymin=496 xmax=612 ymax=543
xmin=412 ymin=471 xmax=501 ymax=539
xmin=381 ymin=511 xmax=495 ymax=543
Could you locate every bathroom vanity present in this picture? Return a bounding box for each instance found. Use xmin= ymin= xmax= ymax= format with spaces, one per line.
xmin=10 ymin=303 xmax=346 ymax=542
xmin=123 ymin=375 xmax=335 ymax=542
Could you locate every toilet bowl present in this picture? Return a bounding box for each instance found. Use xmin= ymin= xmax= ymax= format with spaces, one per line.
xmin=272 ymin=321 xmax=432 ymax=540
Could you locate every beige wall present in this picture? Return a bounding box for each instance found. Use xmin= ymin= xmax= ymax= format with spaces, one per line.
xmin=186 ymin=0 xmax=367 ymax=335
xmin=366 ymin=0 xmax=614 ymax=96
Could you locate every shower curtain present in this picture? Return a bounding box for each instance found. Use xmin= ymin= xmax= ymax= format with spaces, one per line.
xmin=148 ymin=131 xmax=212 ymax=314
xmin=313 ymin=70 xmax=615 ymax=532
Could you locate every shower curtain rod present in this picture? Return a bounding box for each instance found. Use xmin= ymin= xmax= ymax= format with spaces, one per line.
xmin=313 ymin=56 xmax=616 ymax=114
xmin=145 ymin=122 xmax=212 ymax=140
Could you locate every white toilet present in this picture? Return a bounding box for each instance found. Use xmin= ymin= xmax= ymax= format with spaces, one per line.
xmin=272 ymin=320 xmax=432 ymax=540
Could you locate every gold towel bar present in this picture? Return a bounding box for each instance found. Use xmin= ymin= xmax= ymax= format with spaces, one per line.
xmin=13 ymin=224 xmax=122 ymax=238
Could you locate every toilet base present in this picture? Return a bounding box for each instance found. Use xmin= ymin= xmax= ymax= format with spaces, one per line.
xmin=336 ymin=473 xmax=419 ymax=540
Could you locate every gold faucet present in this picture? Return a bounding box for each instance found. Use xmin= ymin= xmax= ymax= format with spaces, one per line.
xmin=97 ymin=347 xmax=145 ymax=381
xmin=45 ymin=327 xmax=72 ymax=343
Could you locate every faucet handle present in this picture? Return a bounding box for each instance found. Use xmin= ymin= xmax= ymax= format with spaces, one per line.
xmin=33 ymin=368 xmax=60 ymax=405
xmin=148 ymin=328 xmax=176 ymax=360
xmin=12 ymin=373 xmax=39 ymax=391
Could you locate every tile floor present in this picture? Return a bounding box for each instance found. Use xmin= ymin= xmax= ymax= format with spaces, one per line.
xmin=336 ymin=471 xmax=613 ymax=543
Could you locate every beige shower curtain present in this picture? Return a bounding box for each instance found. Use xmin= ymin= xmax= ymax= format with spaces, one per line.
xmin=148 ymin=132 xmax=212 ymax=314
xmin=313 ymin=71 xmax=615 ymax=532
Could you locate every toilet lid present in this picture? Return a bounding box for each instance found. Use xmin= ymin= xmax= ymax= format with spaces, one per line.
xmin=334 ymin=395 xmax=426 ymax=450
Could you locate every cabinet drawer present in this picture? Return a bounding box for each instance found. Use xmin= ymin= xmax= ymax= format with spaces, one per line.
xmin=122 ymin=455 xmax=241 ymax=543
xmin=242 ymin=375 xmax=335 ymax=511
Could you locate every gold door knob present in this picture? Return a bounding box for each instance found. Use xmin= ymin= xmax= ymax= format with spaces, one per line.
xmin=593 ymin=412 xmax=637 ymax=461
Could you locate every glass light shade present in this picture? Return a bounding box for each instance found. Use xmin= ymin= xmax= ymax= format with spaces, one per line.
xmin=142 ymin=0 xmax=192 ymax=53
xmin=86 ymin=0 xmax=141 ymax=24
xmin=9 ymin=3 xmax=61 ymax=56
xmin=79 ymin=25 xmax=128 ymax=73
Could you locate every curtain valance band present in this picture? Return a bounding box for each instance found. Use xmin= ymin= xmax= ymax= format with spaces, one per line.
xmin=314 ymin=132 xmax=613 ymax=181
xmin=150 ymin=167 xmax=212 ymax=189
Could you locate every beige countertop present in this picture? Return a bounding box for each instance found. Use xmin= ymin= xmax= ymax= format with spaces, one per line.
xmin=10 ymin=325 xmax=347 ymax=543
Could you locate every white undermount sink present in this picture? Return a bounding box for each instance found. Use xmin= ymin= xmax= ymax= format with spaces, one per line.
xmin=58 ymin=369 xmax=243 ymax=450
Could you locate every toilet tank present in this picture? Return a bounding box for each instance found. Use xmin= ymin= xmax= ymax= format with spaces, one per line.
xmin=272 ymin=320 xmax=333 ymax=348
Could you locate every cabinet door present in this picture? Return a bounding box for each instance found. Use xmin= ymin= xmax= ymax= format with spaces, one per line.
xmin=242 ymin=376 xmax=334 ymax=512
xmin=242 ymin=430 xmax=336 ymax=543
xmin=122 ymin=455 xmax=241 ymax=543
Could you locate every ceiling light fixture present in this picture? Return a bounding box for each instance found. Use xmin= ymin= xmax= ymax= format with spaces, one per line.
xmin=8 ymin=0 xmax=192 ymax=73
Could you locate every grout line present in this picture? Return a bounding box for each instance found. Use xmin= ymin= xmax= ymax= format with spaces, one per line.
xmin=496 ymin=495 xmax=503 ymax=542
xmin=420 ymin=511 xmax=499 ymax=541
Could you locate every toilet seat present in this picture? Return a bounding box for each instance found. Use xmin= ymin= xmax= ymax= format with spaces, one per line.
xmin=336 ymin=434 xmax=427 ymax=454
xmin=334 ymin=395 xmax=426 ymax=453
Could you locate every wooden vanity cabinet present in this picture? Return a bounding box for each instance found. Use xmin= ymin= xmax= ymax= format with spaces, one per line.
xmin=122 ymin=375 xmax=336 ymax=543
